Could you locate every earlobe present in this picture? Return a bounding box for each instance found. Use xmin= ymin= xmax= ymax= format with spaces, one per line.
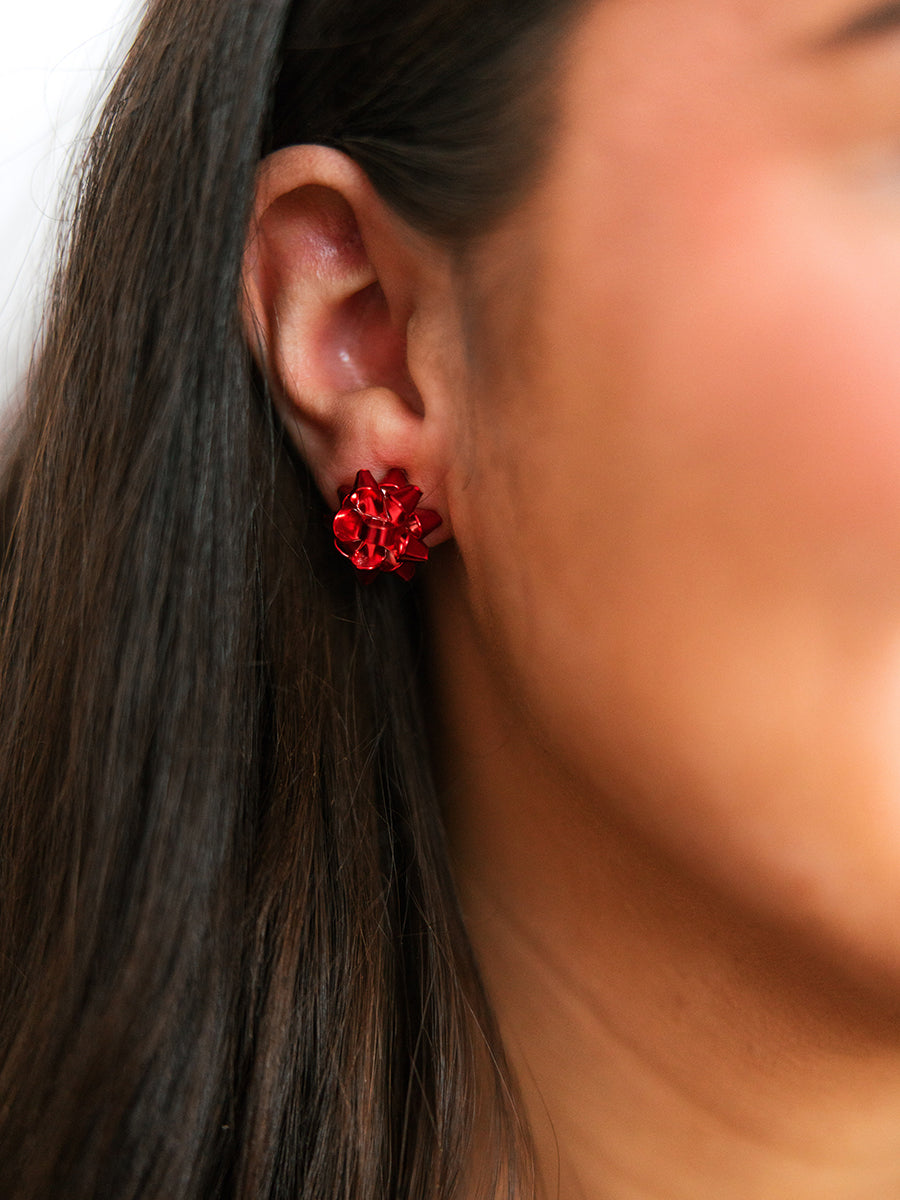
xmin=240 ymin=145 xmax=454 ymax=535
xmin=333 ymin=468 xmax=443 ymax=580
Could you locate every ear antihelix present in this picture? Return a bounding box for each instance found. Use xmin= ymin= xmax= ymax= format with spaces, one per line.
xmin=332 ymin=468 xmax=442 ymax=581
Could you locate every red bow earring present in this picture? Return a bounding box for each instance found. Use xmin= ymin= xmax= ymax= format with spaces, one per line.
xmin=332 ymin=468 xmax=442 ymax=581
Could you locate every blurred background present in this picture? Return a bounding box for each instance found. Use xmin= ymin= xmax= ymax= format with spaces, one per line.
xmin=1 ymin=1 xmax=141 ymax=402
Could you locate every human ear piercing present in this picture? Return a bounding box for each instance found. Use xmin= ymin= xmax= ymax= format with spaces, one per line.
xmin=333 ymin=468 xmax=442 ymax=580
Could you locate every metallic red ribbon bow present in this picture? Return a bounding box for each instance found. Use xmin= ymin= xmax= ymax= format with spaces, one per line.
xmin=332 ymin=468 xmax=442 ymax=581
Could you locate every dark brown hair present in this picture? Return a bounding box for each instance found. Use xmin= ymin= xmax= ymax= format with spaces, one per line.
xmin=0 ymin=0 xmax=579 ymax=1195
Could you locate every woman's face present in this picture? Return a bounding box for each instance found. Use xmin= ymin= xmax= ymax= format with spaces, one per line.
xmin=442 ymin=0 xmax=900 ymax=980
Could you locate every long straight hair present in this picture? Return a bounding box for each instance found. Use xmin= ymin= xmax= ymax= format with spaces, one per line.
xmin=0 ymin=0 xmax=578 ymax=1195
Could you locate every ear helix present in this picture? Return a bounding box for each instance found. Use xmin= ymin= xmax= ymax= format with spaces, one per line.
xmin=332 ymin=468 xmax=442 ymax=581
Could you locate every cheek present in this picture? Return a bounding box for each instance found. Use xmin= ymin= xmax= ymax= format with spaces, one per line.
xmin=470 ymin=180 xmax=900 ymax=649
xmin=455 ymin=178 xmax=900 ymax=975
xmin=650 ymin=200 xmax=900 ymax=566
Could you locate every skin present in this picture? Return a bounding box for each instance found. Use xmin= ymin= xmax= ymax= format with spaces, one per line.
xmin=428 ymin=1 xmax=900 ymax=1194
xmin=441 ymin=0 xmax=900 ymax=987
xmin=244 ymin=0 xmax=900 ymax=1193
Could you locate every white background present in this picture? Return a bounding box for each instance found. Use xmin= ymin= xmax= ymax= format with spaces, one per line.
xmin=0 ymin=1 xmax=141 ymax=401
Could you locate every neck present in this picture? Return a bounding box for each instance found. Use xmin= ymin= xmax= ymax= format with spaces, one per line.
xmin=428 ymin=568 xmax=900 ymax=1200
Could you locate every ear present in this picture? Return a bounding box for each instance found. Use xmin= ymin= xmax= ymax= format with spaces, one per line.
xmin=241 ymin=144 xmax=458 ymax=532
